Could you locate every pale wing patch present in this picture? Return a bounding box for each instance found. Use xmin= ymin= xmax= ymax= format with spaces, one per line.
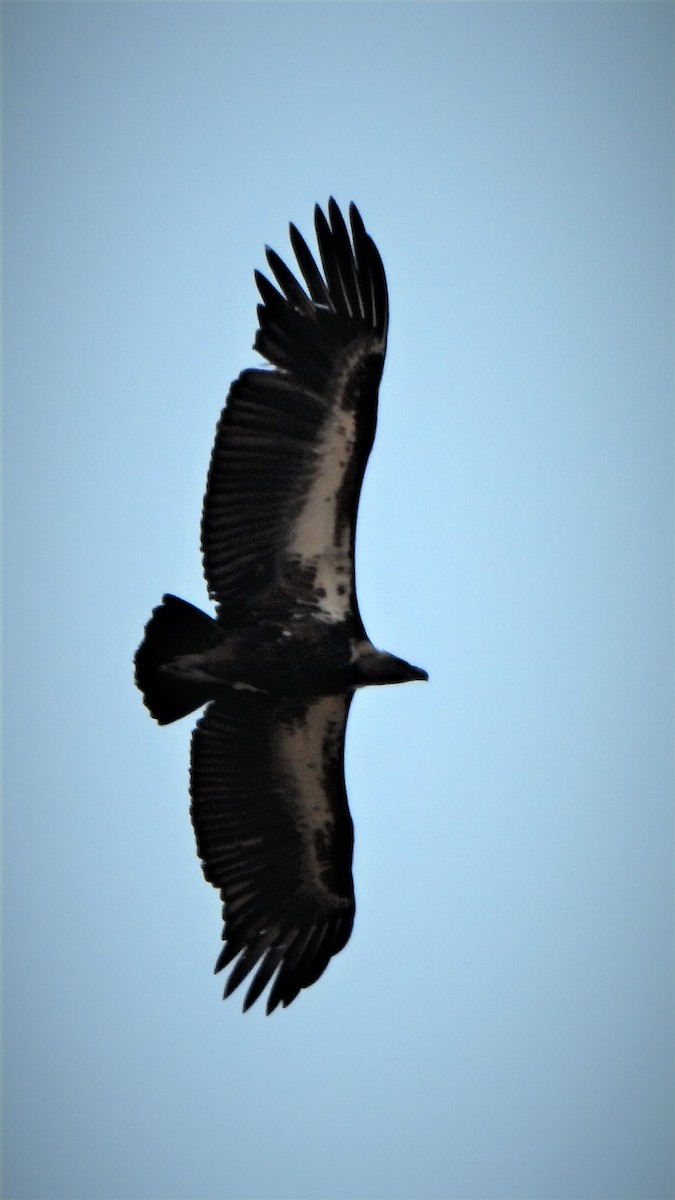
xmin=286 ymin=398 xmax=356 ymax=622
xmin=280 ymin=695 xmax=351 ymax=910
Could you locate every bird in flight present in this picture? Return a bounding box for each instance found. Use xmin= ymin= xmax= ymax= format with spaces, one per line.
xmin=135 ymin=199 xmax=427 ymax=1013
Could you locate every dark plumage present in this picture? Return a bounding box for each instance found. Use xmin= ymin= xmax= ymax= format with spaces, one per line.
xmin=135 ymin=200 xmax=427 ymax=1013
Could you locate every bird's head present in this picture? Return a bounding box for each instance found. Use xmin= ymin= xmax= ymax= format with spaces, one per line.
xmin=353 ymin=644 xmax=429 ymax=687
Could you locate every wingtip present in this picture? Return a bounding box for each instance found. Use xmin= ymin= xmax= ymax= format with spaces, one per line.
xmin=348 ymin=201 xmax=366 ymax=240
xmin=314 ymin=202 xmax=330 ymax=237
xmin=253 ymin=267 xmax=268 ymax=296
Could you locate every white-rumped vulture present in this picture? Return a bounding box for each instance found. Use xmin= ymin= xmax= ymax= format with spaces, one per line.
xmin=135 ymin=200 xmax=427 ymax=1013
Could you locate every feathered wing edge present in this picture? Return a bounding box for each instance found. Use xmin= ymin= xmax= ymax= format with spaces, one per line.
xmin=253 ymin=198 xmax=389 ymax=388
xmin=190 ymin=692 xmax=356 ymax=1013
xmin=200 ymin=200 xmax=388 ymax=618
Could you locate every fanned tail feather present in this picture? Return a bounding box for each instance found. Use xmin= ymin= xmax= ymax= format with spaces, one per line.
xmin=134 ymin=594 xmax=221 ymax=725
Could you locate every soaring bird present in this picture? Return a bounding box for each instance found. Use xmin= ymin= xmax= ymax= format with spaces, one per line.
xmin=135 ymin=199 xmax=427 ymax=1013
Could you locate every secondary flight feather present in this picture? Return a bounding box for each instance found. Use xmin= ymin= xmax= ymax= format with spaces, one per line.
xmin=135 ymin=199 xmax=427 ymax=1013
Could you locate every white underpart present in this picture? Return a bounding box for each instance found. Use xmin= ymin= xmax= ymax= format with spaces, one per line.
xmin=287 ymin=396 xmax=356 ymax=622
xmin=281 ymin=696 xmax=350 ymax=909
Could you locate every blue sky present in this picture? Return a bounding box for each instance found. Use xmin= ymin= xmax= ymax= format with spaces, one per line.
xmin=3 ymin=3 xmax=673 ymax=1199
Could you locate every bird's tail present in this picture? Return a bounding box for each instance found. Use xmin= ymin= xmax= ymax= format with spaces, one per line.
xmin=134 ymin=594 xmax=222 ymax=725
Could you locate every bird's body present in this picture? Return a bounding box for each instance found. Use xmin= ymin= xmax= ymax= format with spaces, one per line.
xmin=135 ymin=200 xmax=427 ymax=1012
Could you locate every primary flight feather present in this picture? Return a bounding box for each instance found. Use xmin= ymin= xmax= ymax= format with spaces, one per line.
xmin=135 ymin=199 xmax=427 ymax=1013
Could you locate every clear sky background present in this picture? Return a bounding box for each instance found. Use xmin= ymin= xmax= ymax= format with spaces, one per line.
xmin=3 ymin=4 xmax=673 ymax=1199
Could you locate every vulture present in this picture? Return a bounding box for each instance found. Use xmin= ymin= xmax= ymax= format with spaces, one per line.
xmin=135 ymin=199 xmax=427 ymax=1013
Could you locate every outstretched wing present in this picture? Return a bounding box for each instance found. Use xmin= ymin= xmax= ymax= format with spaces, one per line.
xmin=201 ymin=199 xmax=388 ymax=624
xmin=190 ymin=690 xmax=356 ymax=1013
